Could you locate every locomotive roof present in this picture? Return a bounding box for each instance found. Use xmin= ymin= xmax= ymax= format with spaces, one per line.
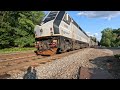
xmin=42 ymin=11 xmax=89 ymax=38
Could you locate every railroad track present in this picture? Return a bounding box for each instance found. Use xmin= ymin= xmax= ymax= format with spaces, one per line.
xmin=0 ymin=55 xmax=45 ymax=67
xmin=0 ymin=54 xmax=37 ymax=62
xmin=0 ymin=52 xmax=35 ymax=61
xmin=0 ymin=48 xmax=86 ymax=74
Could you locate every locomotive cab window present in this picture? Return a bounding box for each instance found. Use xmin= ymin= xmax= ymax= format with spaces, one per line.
xmin=72 ymin=19 xmax=79 ymax=28
xmin=43 ymin=11 xmax=58 ymax=24
xmin=63 ymin=13 xmax=71 ymax=25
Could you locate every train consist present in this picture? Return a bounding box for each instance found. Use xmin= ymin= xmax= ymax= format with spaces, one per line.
xmin=34 ymin=11 xmax=98 ymax=55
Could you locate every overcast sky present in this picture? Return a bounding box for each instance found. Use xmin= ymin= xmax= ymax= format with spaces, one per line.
xmin=44 ymin=11 xmax=120 ymax=41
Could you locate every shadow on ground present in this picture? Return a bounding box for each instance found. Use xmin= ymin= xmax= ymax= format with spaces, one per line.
xmin=0 ymin=73 xmax=11 ymax=79
xmin=79 ymin=55 xmax=120 ymax=79
xmin=23 ymin=66 xmax=37 ymax=79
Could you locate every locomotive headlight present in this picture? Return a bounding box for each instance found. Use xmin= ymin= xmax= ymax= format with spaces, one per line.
xmin=50 ymin=28 xmax=52 ymax=31
xmin=37 ymin=41 xmax=40 ymax=44
xmin=40 ymin=29 xmax=43 ymax=32
xmin=50 ymin=28 xmax=53 ymax=35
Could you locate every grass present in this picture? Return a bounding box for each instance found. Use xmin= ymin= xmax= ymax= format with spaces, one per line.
xmin=0 ymin=47 xmax=36 ymax=54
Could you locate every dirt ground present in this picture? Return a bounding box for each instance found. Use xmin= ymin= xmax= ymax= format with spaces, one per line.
xmin=108 ymin=49 xmax=120 ymax=55
xmin=0 ymin=47 xmax=120 ymax=79
xmin=79 ymin=67 xmax=113 ymax=79
xmin=79 ymin=47 xmax=120 ymax=79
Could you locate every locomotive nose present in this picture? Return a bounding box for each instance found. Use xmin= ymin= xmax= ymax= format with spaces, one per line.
xmin=34 ymin=25 xmax=41 ymax=31
xmin=34 ymin=25 xmax=43 ymax=37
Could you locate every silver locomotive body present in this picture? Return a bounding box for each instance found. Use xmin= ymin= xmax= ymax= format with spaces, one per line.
xmin=34 ymin=11 xmax=96 ymax=55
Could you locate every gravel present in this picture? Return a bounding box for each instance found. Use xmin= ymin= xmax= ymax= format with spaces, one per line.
xmin=6 ymin=48 xmax=113 ymax=79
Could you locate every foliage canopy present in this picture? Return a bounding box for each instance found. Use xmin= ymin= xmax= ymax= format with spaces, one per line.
xmin=100 ymin=28 xmax=120 ymax=47
xmin=0 ymin=11 xmax=45 ymax=49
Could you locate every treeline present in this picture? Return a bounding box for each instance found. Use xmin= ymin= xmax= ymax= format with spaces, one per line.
xmin=100 ymin=28 xmax=120 ymax=47
xmin=90 ymin=36 xmax=97 ymax=42
xmin=0 ymin=11 xmax=45 ymax=49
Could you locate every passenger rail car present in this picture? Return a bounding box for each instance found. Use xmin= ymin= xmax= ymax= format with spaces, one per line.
xmin=34 ymin=11 xmax=96 ymax=55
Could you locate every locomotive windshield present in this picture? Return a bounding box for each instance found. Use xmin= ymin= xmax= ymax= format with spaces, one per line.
xmin=42 ymin=11 xmax=59 ymax=24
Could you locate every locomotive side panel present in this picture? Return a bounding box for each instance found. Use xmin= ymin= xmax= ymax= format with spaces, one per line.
xmin=58 ymin=12 xmax=89 ymax=44
xmin=59 ymin=21 xmax=72 ymax=39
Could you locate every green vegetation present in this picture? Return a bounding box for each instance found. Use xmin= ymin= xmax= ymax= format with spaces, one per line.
xmin=0 ymin=11 xmax=45 ymax=49
xmin=100 ymin=28 xmax=120 ymax=47
xmin=114 ymin=54 xmax=120 ymax=60
xmin=90 ymin=36 xmax=97 ymax=42
xmin=0 ymin=47 xmax=36 ymax=54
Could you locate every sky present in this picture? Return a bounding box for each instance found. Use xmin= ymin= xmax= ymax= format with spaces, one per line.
xmin=44 ymin=11 xmax=120 ymax=41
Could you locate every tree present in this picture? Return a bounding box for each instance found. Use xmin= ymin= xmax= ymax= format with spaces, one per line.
xmin=90 ymin=36 xmax=97 ymax=42
xmin=0 ymin=11 xmax=45 ymax=49
xmin=105 ymin=38 xmax=111 ymax=47
xmin=100 ymin=28 xmax=113 ymax=47
xmin=0 ymin=11 xmax=15 ymax=48
xmin=100 ymin=28 xmax=120 ymax=47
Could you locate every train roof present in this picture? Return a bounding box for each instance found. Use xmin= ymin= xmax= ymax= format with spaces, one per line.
xmin=42 ymin=11 xmax=89 ymax=38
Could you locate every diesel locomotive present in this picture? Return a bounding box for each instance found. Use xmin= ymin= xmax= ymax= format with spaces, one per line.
xmin=34 ymin=11 xmax=97 ymax=55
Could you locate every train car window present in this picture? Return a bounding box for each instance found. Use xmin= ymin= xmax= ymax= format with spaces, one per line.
xmin=53 ymin=11 xmax=65 ymax=34
xmin=43 ymin=11 xmax=58 ymax=23
xmin=63 ymin=14 xmax=67 ymax=23
xmin=54 ymin=11 xmax=65 ymax=26
xmin=55 ymin=11 xmax=65 ymax=21
xmin=68 ymin=15 xmax=71 ymax=23
xmin=63 ymin=13 xmax=71 ymax=25
xmin=73 ymin=20 xmax=79 ymax=28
